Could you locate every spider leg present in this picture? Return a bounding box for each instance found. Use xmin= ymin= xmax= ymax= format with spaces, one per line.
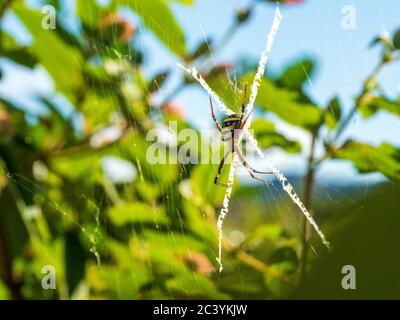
xmin=241 ymin=110 xmax=253 ymax=129
xmin=242 ymin=83 xmax=248 ymax=114
xmin=209 ymin=96 xmax=222 ymax=132
xmin=239 ymin=83 xmax=248 ymax=124
xmin=234 ymin=146 xmax=273 ymax=185
xmin=214 ymin=150 xmax=232 ymax=187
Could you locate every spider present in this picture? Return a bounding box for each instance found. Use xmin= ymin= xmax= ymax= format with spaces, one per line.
xmin=210 ymin=85 xmax=273 ymax=187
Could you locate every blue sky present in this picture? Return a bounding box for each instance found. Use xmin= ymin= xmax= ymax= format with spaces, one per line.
xmin=1 ymin=0 xmax=399 ymax=183
xmin=169 ymin=0 xmax=400 ymax=142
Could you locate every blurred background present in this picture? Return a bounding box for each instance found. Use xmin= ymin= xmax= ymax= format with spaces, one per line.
xmin=0 ymin=0 xmax=399 ymax=299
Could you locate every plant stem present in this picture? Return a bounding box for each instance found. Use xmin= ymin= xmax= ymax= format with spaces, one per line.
xmin=222 ymin=238 xmax=293 ymax=286
xmin=315 ymin=60 xmax=389 ymax=166
xmin=299 ymin=129 xmax=317 ymax=280
xmin=332 ymin=61 xmax=386 ymax=143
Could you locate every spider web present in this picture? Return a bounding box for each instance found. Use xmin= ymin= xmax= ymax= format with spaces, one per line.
xmin=0 ymin=0 xmax=342 ymax=300
xmin=178 ymin=6 xmax=330 ymax=272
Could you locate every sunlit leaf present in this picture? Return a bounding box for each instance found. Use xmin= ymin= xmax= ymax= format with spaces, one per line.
xmin=108 ymin=202 xmax=168 ymax=226
xmin=241 ymin=73 xmax=322 ymax=129
xmin=252 ymin=224 xmax=284 ymax=241
xmin=182 ymin=198 xmax=217 ymax=245
xmin=112 ymin=0 xmax=187 ymax=57
xmin=88 ymin=264 xmax=149 ymax=299
xmin=76 ymin=0 xmax=107 ymax=27
xmin=0 ymin=280 xmax=10 ymax=299
xmin=324 ymin=96 xmax=342 ymax=130
xmin=2 ymin=49 xmax=37 ymax=68
xmin=191 ymin=162 xmax=234 ymax=206
xmin=120 ymin=133 xmax=179 ymax=185
xmin=166 ymin=273 xmax=231 ymax=299
xmin=277 ymin=58 xmax=315 ymax=90
xmin=147 ymin=70 xmax=170 ymax=94
xmin=0 ymin=33 xmax=37 ymax=68
xmin=335 ymin=141 xmax=400 ymax=181
xmin=186 ymin=38 xmax=213 ymax=62
xmin=166 ymin=0 xmax=194 ymax=5
xmin=12 ymin=3 xmax=84 ymax=102
xmin=393 ymin=28 xmax=400 ymax=50
xmin=251 ymin=118 xmax=301 ymax=153
xmin=135 ymin=180 xmax=162 ymax=203
xmin=50 ymin=152 xmax=101 ymax=184
xmin=129 ymin=231 xmax=209 ymax=276
xmin=359 ymin=95 xmax=400 ymax=118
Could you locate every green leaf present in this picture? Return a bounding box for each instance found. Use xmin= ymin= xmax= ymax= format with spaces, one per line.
xmin=277 ymin=58 xmax=315 ymax=90
xmin=252 ymin=224 xmax=284 ymax=241
xmin=369 ymin=34 xmax=394 ymax=50
xmin=186 ymin=38 xmax=213 ymax=62
xmin=0 ymin=280 xmax=10 ymax=299
xmin=112 ymin=0 xmax=187 ymax=57
xmin=50 ymin=152 xmax=101 ymax=184
xmin=206 ymin=71 xmax=322 ymax=128
xmin=79 ymin=90 xmax=117 ymax=129
xmin=393 ymin=28 xmax=400 ymax=50
xmin=235 ymin=7 xmax=252 ymax=25
xmin=166 ymin=0 xmax=194 ymax=5
xmin=12 ymin=3 xmax=84 ymax=102
xmin=335 ymin=141 xmax=400 ymax=181
xmin=108 ymin=202 xmax=168 ymax=226
xmin=77 ymin=0 xmax=107 ymax=27
xmin=31 ymin=238 xmax=65 ymax=283
xmin=147 ymin=70 xmax=170 ymax=94
xmin=135 ymin=180 xmax=162 ymax=203
xmin=251 ymin=118 xmax=301 ymax=153
xmin=241 ymin=73 xmax=322 ymax=129
xmin=89 ymin=264 xmax=149 ymax=299
xmin=1 ymin=32 xmax=18 ymax=50
xmin=2 ymin=49 xmax=37 ymax=68
xmin=129 ymin=230 xmax=209 ymax=276
xmin=359 ymin=95 xmax=400 ymax=118
xmin=324 ymin=96 xmax=342 ymax=130
xmin=191 ymin=162 xmax=234 ymax=206
xmin=143 ymin=229 xmax=206 ymax=252
xmin=0 ymin=32 xmax=37 ymax=68
xmin=182 ymin=199 xmax=217 ymax=245
xmin=120 ymin=133 xmax=179 ymax=185
xmin=264 ymin=246 xmax=298 ymax=297
xmin=166 ymin=273 xmax=231 ymax=299
xmin=269 ymin=246 xmax=299 ymax=272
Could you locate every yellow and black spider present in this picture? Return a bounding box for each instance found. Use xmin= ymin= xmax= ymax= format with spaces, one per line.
xmin=210 ymin=85 xmax=273 ymax=187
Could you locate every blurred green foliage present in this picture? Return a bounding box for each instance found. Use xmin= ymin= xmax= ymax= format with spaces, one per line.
xmin=0 ymin=0 xmax=399 ymax=300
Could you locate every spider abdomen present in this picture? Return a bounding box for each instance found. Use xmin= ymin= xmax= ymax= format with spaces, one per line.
xmin=221 ymin=114 xmax=241 ymax=142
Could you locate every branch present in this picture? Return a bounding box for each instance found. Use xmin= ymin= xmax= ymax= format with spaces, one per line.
xmin=222 ymin=238 xmax=293 ymax=286
xmin=332 ymin=61 xmax=387 ymax=143
xmin=299 ymin=130 xmax=318 ymax=280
